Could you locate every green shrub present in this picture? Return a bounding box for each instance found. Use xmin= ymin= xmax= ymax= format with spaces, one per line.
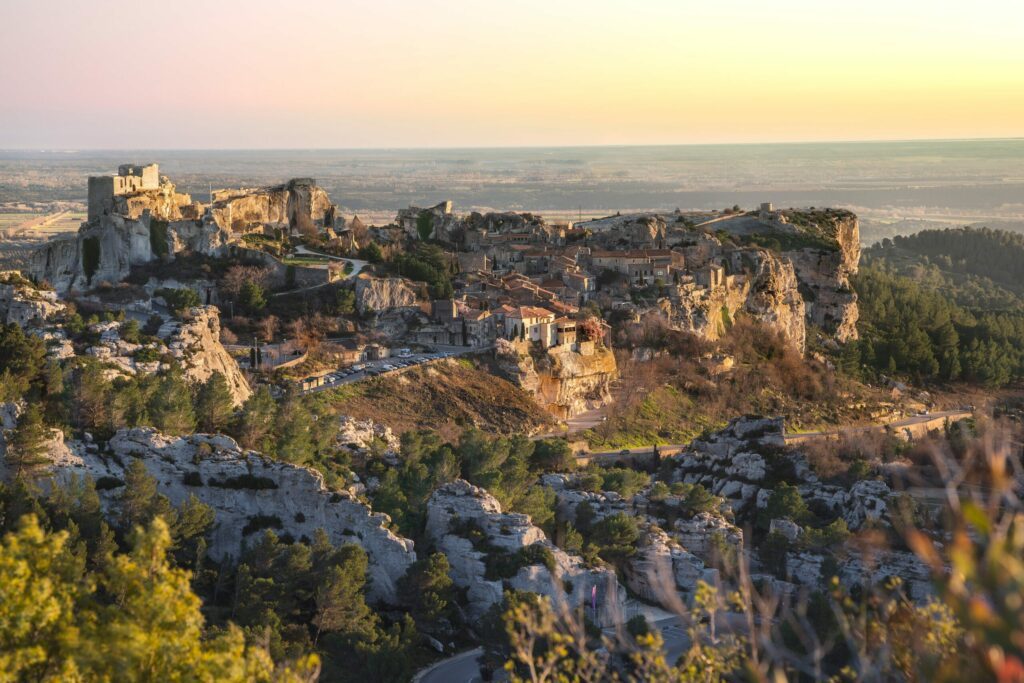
xmin=94 ymin=476 xmax=124 ymax=490
xmin=149 ymin=220 xmax=169 ymax=258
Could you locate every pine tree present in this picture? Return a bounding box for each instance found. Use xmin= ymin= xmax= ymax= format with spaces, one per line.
xmin=195 ymin=372 xmax=234 ymax=433
xmin=236 ymin=385 xmax=277 ymax=451
xmin=148 ymin=369 xmax=196 ymax=436
xmin=7 ymin=405 xmax=51 ymax=479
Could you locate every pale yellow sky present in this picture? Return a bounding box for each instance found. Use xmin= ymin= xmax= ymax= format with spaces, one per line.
xmin=1 ymin=0 xmax=1022 ymax=148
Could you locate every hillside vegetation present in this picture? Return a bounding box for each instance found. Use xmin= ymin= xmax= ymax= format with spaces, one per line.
xmin=848 ymin=228 xmax=1024 ymax=388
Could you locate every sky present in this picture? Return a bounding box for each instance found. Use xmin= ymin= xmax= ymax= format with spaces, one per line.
xmin=1 ymin=0 xmax=1023 ymax=149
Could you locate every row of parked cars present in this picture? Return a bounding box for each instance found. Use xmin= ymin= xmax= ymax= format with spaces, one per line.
xmin=321 ymin=351 xmax=459 ymax=385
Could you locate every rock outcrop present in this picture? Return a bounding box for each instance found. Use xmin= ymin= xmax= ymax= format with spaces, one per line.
xmin=425 ymin=480 xmax=626 ymax=624
xmin=540 ymin=473 xmax=721 ymax=608
xmin=30 ymin=212 xmax=231 ymax=293
xmin=623 ymin=526 xmax=717 ymax=607
xmin=781 ymin=210 xmax=861 ymax=342
xmin=38 ymin=427 xmax=415 ymax=604
xmin=493 ymin=340 xmax=618 ymax=419
xmin=210 ymin=178 xmax=334 ymax=233
xmin=158 ymin=307 xmax=251 ymax=406
xmin=667 ymin=247 xmax=805 ymax=352
xmin=354 ymin=274 xmax=419 ymax=315
xmin=0 ymin=273 xmax=64 ymax=325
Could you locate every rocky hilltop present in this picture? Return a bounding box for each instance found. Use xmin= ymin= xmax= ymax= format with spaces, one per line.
xmin=493 ymin=339 xmax=618 ymax=418
xmin=779 ymin=210 xmax=861 ymax=342
xmin=29 ymin=168 xmax=342 ymax=293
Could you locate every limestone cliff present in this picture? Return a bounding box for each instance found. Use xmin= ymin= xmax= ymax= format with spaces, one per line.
xmin=29 ymin=427 xmax=416 ymax=604
xmin=780 ymin=209 xmax=861 ymax=342
xmin=211 ymin=178 xmax=333 ymax=233
xmin=736 ymin=248 xmax=807 ymax=352
xmin=30 ymin=212 xmax=231 ymax=293
xmin=158 ymin=306 xmax=251 ymax=406
xmin=354 ymin=274 xmax=419 ymax=315
xmin=668 ymin=247 xmax=805 ymax=352
xmin=494 ymin=339 xmax=618 ymax=419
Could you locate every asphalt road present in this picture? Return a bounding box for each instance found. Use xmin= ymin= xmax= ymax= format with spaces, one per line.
xmin=416 ymin=614 xmax=714 ymax=682
xmin=301 ymin=344 xmax=493 ymax=394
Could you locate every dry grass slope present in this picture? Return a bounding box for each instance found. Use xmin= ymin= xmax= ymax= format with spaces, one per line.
xmin=313 ymin=358 xmax=554 ymax=439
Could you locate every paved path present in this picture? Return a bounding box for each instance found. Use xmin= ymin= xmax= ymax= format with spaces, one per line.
xmin=783 ymin=409 xmax=972 ymax=443
xmin=416 ymin=648 xmax=483 ymax=683
xmin=270 ymin=246 xmax=367 ymax=297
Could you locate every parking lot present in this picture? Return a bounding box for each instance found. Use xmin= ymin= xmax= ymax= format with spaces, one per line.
xmin=299 ymin=347 xmax=476 ymax=393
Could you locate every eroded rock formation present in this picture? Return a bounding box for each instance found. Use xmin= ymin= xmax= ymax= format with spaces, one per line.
xmin=211 ymin=178 xmax=334 ymax=233
xmin=425 ymin=480 xmax=626 ymax=624
xmin=157 ymin=306 xmax=251 ymax=406
xmin=493 ymin=339 xmax=618 ymax=418
xmin=18 ymin=427 xmax=416 ymax=604
xmin=781 ymin=210 xmax=861 ymax=342
xmin=354 ymin=274 xmax=419 ymax=315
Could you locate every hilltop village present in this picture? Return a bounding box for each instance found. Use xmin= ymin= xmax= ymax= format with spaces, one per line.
xmin=1 ymin=163 xmax=989 ymax=680
xmin=27 ymin=164 xmax=861 ymax=417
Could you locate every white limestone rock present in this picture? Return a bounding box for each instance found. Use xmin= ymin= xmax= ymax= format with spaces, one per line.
xmin=161 ymin=307 xmax=251 ymax=406
xmin=426 ymin=480 xmax=626 ymax=624
xmin=48 ymin=427 xmax=415 ymax=603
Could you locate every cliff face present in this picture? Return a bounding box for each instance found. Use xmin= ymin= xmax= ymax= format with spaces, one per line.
xmin=782 ymin=211 xmax=861 ymax=342
xmin=669 ymin=248 xmax=805 ymax=352
xmin=211 ymin=179 xmax=333 ymax=232
xmin=159 ymin=306 xmax=251 ymax=407
xmin=739 ymin=248 xmax=807 ymax=352
xmin=30 ymin=213 xmax=231 ymax=293
xmin=494 ymin=339 xmax=618 ymax=418
xmin=354 ymin=274 xmax=418 ymax=314
xmin=0 ymin=275 xmax=65 ymax=325
xmin=30 ymin=427 xmax=416 ymax=604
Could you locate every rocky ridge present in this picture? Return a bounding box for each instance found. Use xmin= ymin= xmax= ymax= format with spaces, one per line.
xmin=19 ymin=426 xmax=416 ymax=604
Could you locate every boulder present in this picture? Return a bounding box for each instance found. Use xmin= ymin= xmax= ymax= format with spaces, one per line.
xmin=354 ymin=274 xmax=418 ymax=315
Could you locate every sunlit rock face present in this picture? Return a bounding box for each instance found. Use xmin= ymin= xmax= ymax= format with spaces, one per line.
xmin=157 ymin=306 xmax=251 ymax=407
xmin=782 ymin=210 xmax=861 ymax=342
